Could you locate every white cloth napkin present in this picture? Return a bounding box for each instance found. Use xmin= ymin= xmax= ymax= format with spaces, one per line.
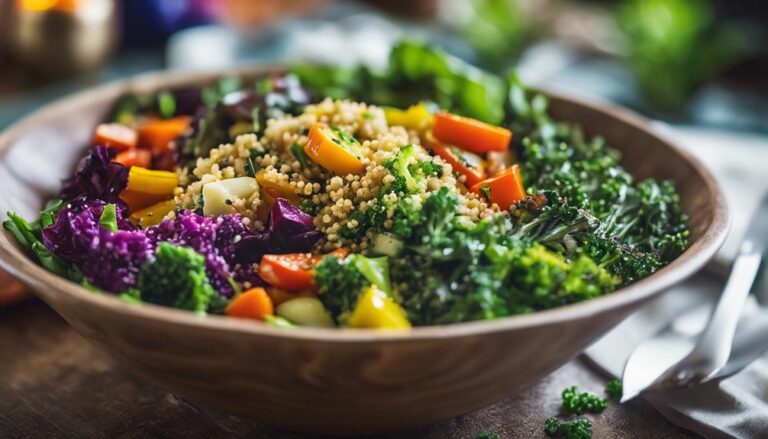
xmin=585 ymin=127 xmax=768 ymax=438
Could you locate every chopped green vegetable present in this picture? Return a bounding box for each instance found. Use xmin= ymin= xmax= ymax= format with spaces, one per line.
xmin=475 ymin=431 xmax=500 ymax=439
xmin=290 ymin=143 xmax=311 ymax=169
xmin=315 ymin=253 xmax=368 ymax=324
xmin=157 ymin=90 xmax=176 ymax=118
xmin=605 ymin=379 xmax=622 ymax=398
xmin=545 ymin=417 xmax=592 ymax=439
xmin=561 ymin=386 xmax=607 ymax=415
xmin=99 ymin=204 xmax=118 ymax=232
xmin=133 ymin=243 xmax=215 ymax=313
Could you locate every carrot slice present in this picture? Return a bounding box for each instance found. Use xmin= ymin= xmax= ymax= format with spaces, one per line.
xmin=114 ymin=149 xmax=151 ymax=168
xmin=433 ymin=112 xmax=512 ymax=154
xmin=138 ymin=116 xmax=191 ymax=155
xmin=470 ymin=164 xmax=526 ymax=210
xmin=226 ymin=288 xmax=274 ymax=320
xmin=428 ymin=141 xmax=486 ymax=187
xmin=93 ymin=123 xmax=138 ymax=151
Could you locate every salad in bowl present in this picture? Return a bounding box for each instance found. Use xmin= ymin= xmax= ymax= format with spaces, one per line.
xmin=3 ymin=41 xmax=689 ymax=330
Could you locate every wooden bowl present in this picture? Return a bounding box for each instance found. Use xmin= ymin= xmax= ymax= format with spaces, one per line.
xmin=0 ymin=68 xmax=729 ymax=434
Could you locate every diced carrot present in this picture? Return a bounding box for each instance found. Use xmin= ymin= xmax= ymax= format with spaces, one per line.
xmin=114 ymin=149 xmax=151 ymax=168
xmin=470 ymin=164 xmax=526 ymax=210
xmin=138 ymin=116 xmax=191 ymax=155
xmin=225 ymin=287 xmax=274 ymax=320
xmin=433 ymin=111 xmax=512 ymax=154
xmin=428 ymin=140 xmax=486 ymax=187
xmin=93 ymin=123 xmax=137 ymax=151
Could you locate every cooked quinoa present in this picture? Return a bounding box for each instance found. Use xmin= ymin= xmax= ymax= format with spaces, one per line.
xmin=173 ymin=98 xmax=494 ymax=251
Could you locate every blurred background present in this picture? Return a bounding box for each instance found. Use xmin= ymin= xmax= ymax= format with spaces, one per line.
xmin=0 ymin=0 xmax=767 ymax=262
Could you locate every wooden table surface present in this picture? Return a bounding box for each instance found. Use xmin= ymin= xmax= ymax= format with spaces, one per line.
xmin=0 ymin=287 xmax=697 ymax=439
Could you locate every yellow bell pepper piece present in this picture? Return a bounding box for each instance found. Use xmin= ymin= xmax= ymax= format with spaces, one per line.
xmin=126 ymin=167 xmax=179 ymax=195
xmin=130 ymin=199 xmax=176 ymax=227
xmin=303 ymin=122 xmax=364 ymax=176
xmin=348 ymin=286 xmax=411 ymax=330
xmin=384 ymin=103 xmax=433 ymax=132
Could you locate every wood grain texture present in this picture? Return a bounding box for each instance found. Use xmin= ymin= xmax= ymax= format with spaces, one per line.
xmin=0 ymin=68 xmax=730 ymax=434
xmin=0 ymin=299 xmax=699 ymax=439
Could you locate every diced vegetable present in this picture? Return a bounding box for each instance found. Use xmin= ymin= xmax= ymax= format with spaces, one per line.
xmin=266 ymin=287 xmax=314 ymax=306
xmin=120 ymin=189 xmax=167 ymax=213
xmin=259 ymin=248 xmax=347 ymax=291
xmin=255 ymin=169 xmax=301 ymax=222
xmin=428 ymin=140 xmax=486 ymax=186
xmin=226 ymin=287 xmax=274 ymax=320
xmin=371 ymin=233 xmax=403 ymax=257
xmin=126 ymin=167 xmax=179 ymax=195
xmin=303 ymin=122 xmax=364 ymax=175
xmin=432 ymin=111 xmax=512 ymax=154
xmin=138 ymin=116 xmax=192 ymax=154
xmin=347 ymin=286 xmax=411 ymax=330
xmin=351 ymin=255 xmax=392 ymax=295
xmin=383 ymin=102 xmax=433 ymax=132
xmin=130 ymin=199 xmax=176 ymax=227
xmin=470 ymin=164 xmax=526 ymax=210
xmin=98 ymin=204 xmax=118 ymax=232
xmin=276 ymin=297 xmax=335 ymax=327
xmin=114 ymin=149 xmax=151 ymax=168
xmin=92 ymin=123 xmax=138 ymax=151
xmin=201 ymin=177 xmax=258 ymax=217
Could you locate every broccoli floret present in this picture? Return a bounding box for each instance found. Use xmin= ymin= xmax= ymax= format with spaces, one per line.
xmin=315 ymin=254 xmax=368 ymax=323
xmin=544 ymin=417 xmax=592 ymax=439
xmin=605 ymin=379 xmax=622 ymax=398
xmin=475 ymin=431 xmax=500 ymax=439
xmin=135 ymin=243 xmax=215 ymax=312
xmin=561 ymin=386 xmax=607 ymax=415
xmin=383 ymin=144 xmax=419 ymax=193
xmin=506 ymin=244 xmax=619 ymax=314
xmin=409 ymin=159 xmax=443 ymax=178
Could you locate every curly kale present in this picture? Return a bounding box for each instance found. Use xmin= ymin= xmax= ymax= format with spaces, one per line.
xmin=133 ymin=243 xmax=215 ymax=312
xmin=506 ymin=75 xmax=688 ymax=266
xmin=389 ymin=188 xmax=618 ymax=324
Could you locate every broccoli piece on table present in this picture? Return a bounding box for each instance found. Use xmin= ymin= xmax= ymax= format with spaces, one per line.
xmin=475 ymin=431 xmax=500 ymax=439
xmin=545 ymin=417 xmax=592 ymax=439
xmin=135 ymin=243 xmax=215 ymax=312
xmin=561 ymin=386 xmax=607 ymax=415
xmin=604 ymin=379 xmax=622 ymax=398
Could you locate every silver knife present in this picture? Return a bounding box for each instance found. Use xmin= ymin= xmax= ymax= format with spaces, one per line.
xmin=621 ymin=193 xmax=768 ymax=402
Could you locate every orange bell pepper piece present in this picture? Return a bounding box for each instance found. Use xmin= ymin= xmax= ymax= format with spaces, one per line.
xmin=225 ymin=287 xmax=274 ymax=320
xmin=303 ymin=122 xmax=364 ymax=175
xmin=470 ymin=164 xmax=526 ymax=210
xmin=93 ymin=123 xmax=138 ymax=151
xmin=138 ymin=116 xmax=191 ymax=155
xmin=433 ymin=111 xmax=512 ymax=154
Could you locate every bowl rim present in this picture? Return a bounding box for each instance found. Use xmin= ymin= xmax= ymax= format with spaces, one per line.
xmin=0 ymin=67 xmax=730 ymax=343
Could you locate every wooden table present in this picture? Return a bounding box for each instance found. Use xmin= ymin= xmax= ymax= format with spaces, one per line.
xmin=0 ymin=293 xmax=696 ymax=438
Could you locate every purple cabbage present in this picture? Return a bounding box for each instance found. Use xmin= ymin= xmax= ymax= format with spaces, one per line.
xmin=235 ymin=198 xmax=321 ymax=264
xmin=61 ymin=146 xmax=129 ymax=202
xmin=42 ymin=198 xmax=152 ymax=292
xmin=145 ymin=211 xmax=252 ymax=297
